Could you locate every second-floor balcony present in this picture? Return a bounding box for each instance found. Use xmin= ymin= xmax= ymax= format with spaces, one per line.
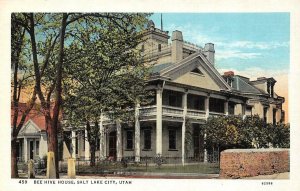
xmin=139 ymin=105 xmax=224 ymax=121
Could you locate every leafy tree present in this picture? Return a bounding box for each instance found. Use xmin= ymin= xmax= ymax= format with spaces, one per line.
xmin=63 ymin=13 xmax=151 ymax=165
xmin=204 ymin=114 xmax=290 ymax=153
xmin=11 ymin=13 xmax=38 ymax=178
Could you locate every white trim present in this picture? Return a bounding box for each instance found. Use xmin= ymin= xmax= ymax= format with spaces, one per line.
xmin=18 ymin=119 xmax=42 ymax=136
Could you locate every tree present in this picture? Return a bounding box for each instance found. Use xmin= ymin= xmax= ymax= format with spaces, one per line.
xmin=11 ymin=13 xmax=38 ymax=178
xmin=204 ymin=114 xmax=290 ymax=152
xmin=63 ymin=13 xmax=151 ymax=165
xmin=204 ymin=115 xmax=243 ymax=151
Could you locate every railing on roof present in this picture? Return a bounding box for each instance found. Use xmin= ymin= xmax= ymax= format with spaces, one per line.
xmin=183 ymin=41 xmax=203 ymax=52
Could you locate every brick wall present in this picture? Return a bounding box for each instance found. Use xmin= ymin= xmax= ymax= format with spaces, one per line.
xmin=220 ymin=148 xmax=289 ymax=178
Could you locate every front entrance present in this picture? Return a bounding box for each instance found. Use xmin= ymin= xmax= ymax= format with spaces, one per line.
xmin=29 ymin=141 xmax=34 ymax=160
xmin=193 ymin=124 xmax=204 ymax=161
xmin=108 ymin=132 xmax=116 ymax=159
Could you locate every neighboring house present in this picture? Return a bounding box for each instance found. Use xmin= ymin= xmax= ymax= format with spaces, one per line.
xmin=11 ymin=105 xmax=48 ymax=162
xmin=13 ymin=20 xmax=285 ymax=163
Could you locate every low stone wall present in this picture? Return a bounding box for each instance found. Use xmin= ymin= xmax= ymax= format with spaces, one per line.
xmin=220 ymin=148 xmax=289 ymax=179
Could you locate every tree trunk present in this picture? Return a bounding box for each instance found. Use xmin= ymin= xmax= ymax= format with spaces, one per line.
xmin=11 ymin=139 xmax=19 ymax=178
xmin=90 ymin=145 xmax=96 ymax=166
xmin=45 ymin=111 xmax=60 ymax=178
xmin=50 ymin=12 xmax=68 ymax=179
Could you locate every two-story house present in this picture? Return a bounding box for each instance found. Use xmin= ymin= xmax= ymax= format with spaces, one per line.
xmin=62 ymin=20 xmax=285 ymax=164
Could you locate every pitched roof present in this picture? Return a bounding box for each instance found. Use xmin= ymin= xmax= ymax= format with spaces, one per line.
xmin=232 ymin=75 xmax=264 ymax=94
xmin=150 ymin=62 xmax=173 ymax=74
xmin=11 ymin=103 xmax=46 ymax=131
xmin=153 ymin=52 xmax=231 ymax=90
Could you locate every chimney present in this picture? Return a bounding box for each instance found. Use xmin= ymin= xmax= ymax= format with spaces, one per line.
xmin=203 ymin=43 xmax=215 ymax=66
xmin=224 ymin=71 xmax=234 ymax=77
xmin=171 ymin=30 xmax=183 ymax=63
xmin=257 ymin=77 xmax=266 ymax=80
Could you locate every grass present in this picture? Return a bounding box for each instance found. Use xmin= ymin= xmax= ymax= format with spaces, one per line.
xmin=67 ymin=162 xmax=219 ymax=174
xmin=126 ymin=163 xmax=219 ymax=174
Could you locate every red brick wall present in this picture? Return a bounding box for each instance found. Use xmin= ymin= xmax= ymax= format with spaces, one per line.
xmin=220 ymin=149 xmax=289 ymax=178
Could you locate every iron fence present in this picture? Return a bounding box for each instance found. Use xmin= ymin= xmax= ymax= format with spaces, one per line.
xmin=58 ymin=152 xmax=219 ymax=175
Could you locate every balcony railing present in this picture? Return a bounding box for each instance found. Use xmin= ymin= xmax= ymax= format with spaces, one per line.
xmin=209 ymin=111 xmax=225 ymax=117
xmin=139 ymin=105 xmax=157 ymax=116
xmin=187 ymin=109 xmax=206 ymax=119
xmin=102 ymin=105 xmax=226 ymax=121
xmin=162 ymin=105 xmax=184 ymax=116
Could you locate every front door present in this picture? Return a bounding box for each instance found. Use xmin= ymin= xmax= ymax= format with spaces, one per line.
xmin=29 ymin=141 xmax=34 ymax=160
xmin=193 ymin=125 xmax=204 ymax=161
xmin=108 ymin=132 xmax=116 ymax=159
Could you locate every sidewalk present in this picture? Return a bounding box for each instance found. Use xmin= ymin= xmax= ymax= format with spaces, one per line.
xmin=242 ymin=172 xmax=289 ymax=179
xmin=25 ymin=172 xmax=289 ymax=179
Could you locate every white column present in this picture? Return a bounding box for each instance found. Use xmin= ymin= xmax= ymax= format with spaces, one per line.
xmin=71 ymin=131 xmax=76 ymax=158
xmin=156 ymin=88 xmax=163 ymax=155
xmin=24 ymin=137 xmax=28 ymax=162
xmin=99 ymin=113 xmax=105 ymax=160
xmin=134 ymin=103 xmax=141 ymax=162
xmin=205 ymin=96 xmax=210 ymax=118
xmin=181 ymin=91 xmax=187 ymax=165
xmin=224 ymin=100 xmax=229 ymax=115
xmin=84 ymin=129 xmax=90 ymax=160
xmin=204 ymin=131 xmax=208 ymax=163
xmin=242 ymin=103 xmax=247 ymax=119
xmin=116 ymin=119 xmax=123 ymax=161
xmin=204 ymin=96 xmax=209 ymax=162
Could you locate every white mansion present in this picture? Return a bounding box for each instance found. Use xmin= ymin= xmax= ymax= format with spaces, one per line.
xmin=15 ymin=21 xmax=285 ymax=163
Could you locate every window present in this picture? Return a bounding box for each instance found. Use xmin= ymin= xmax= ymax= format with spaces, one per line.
xmin=209 ymin=98 xmax=225 ymax=113
xmin=126 ymin=130 xmax=133 ymax=150
xmin=75 ymin=131 xmax=78 ymax=155
xmin=36 ymin=140 xmax=39 ymax=155
xmin=163 ymin=90 xmax=182 ymax=107
xmin=246 ymin=106 xmax=252 ymax=116
xmin=144 ymin=129 xmax=151 ymax=150
xmin=273 ymin=108 xmax=277 ymax=125
xmin=263 ymin=107 xmax=268 ymax=122
xmin=228 ymin=102 xmax=235 ymax=115
xmin=83 ymin=131 xmax=85 ymax=151
xmin=96 ymin=138 xmax=100 ymax=151
xmin=191 ymin=68 xmax=203 ymax=75
xmin=187 ymin=94 xmax=205 ymax=110
xmin=158 ymin=44 xmax=161 ymax=52
xmin=168 ymin=129 xmax=177 ymax=150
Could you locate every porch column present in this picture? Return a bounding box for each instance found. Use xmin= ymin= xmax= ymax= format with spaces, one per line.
xmin=204 ymin=133 xmax=208 ymax=162
xmin=224 ymin=100 xmax=229 ymax=115
xmin=99 ymin=113 xmax=106 ymax=160
xmin=71 ymin=131 xmax=76 ymax=158
xmin=205 ymin=96 xmax=210 ymax=118
xmin=203 ymin=96 xmax=209 ymax=162
xmin=84 ymin=129 xmax=90 ymax=160
xmin=156 ymin=88 xmax=163 ymax=155
xmin=181 ymin=91 xmax=188 ymax=165
xmin=24 ymin=137 xmax=28 ymax=162
xmin=134 ymin=103 xmax=141 ymax=162
xmin=116 ymin=119 xmax=123 ymax=161
xmin=242 ymin=103 xmax=246 ymax=119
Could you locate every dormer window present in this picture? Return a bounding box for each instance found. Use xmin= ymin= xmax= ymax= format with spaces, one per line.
xmin=226 ymin=77 xmax=233 ymax=87
xmin=267 ymin=81 xmax=274 ymax=97
xmin=191 ymin=68 xmax=203 ymax=75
